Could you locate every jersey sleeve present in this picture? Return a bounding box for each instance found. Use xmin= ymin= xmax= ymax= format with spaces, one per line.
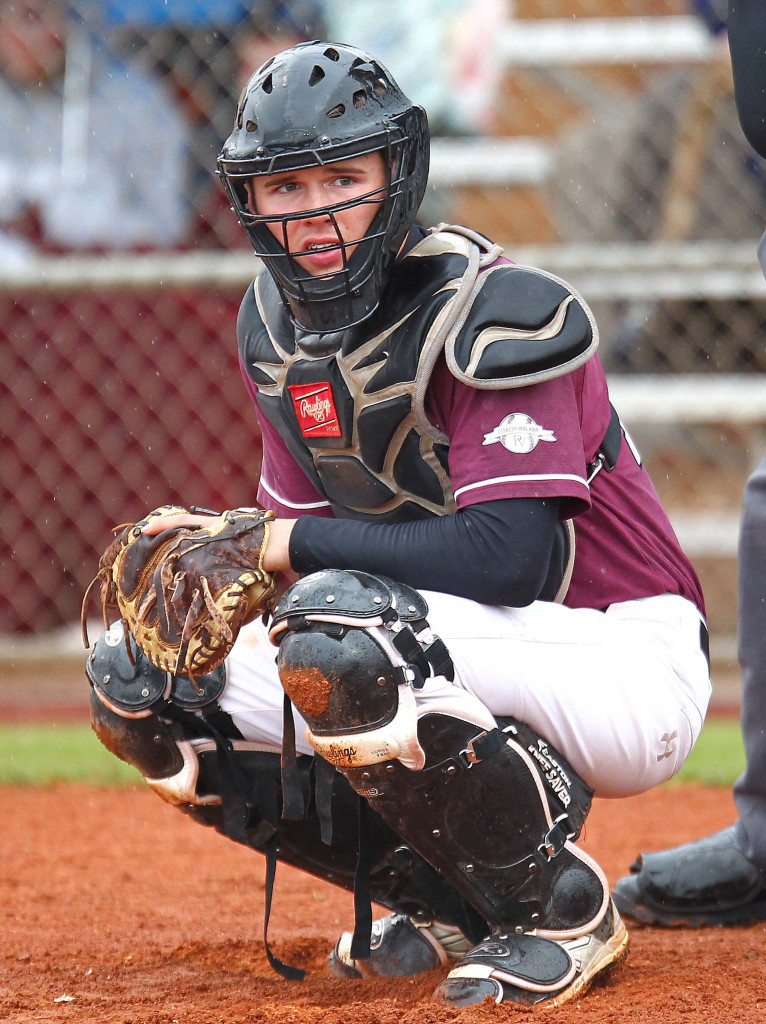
xmin=425 ymin=356 xmax=592 ymax=518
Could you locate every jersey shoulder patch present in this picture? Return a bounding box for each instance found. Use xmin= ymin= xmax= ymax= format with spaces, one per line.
xmin=445 ymin=263 xmax=598 ymax=389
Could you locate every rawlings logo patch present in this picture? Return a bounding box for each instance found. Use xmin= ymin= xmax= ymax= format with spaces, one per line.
xmin=288 ymin=381 xmax=342 ymax=438
xmin=483 ymin=413 xmax=556 ymax=454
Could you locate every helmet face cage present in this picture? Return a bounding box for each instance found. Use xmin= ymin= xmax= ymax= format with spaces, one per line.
xmin=218 ymin=42 xmax=430 ymax=334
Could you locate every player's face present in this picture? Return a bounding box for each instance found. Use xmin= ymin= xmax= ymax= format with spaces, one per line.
xmin=249 ymin=153 xmax=387 ymax=277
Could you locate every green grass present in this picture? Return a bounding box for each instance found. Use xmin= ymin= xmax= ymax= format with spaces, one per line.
xmin=0 ymin=717 xmax=747 ymax=787
xmin=672 ymin=716 xmax=746 ymax=787
xmin=0 ymin=723 xmax=142 ymax=785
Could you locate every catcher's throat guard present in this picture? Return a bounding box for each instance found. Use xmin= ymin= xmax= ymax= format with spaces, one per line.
xmin=83 ymin=505 xmax=277 ymax=680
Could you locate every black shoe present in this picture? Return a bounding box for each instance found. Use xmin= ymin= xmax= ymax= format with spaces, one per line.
xmin=328 ymin=914 xmax=472 ymax=979
xmin=432 ymin=900 xmax=628 ymax=1008
xmin=612 ymin=825 xmax=766 ymax=926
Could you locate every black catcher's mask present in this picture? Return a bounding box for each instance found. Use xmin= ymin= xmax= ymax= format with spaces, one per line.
xmin=218 ymin=41 xmax=430 ymax=334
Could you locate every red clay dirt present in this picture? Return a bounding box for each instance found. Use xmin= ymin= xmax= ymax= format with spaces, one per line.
xmin=1 ymin=782 xmax=764 ymax=1024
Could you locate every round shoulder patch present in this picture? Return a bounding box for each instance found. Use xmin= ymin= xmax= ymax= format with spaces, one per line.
xmin=482 ymin=413 xmax=558 ymax=454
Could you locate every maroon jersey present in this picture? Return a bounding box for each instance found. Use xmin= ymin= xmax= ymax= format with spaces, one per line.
xmin=244 ymin=350 xmax=704 ymax=615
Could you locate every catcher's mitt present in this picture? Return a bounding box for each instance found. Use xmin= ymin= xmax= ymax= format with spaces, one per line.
xmin=83 ymin=505 xmax=277 ymax=679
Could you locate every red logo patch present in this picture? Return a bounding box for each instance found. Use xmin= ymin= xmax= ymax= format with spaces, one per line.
xmin=288 ymin=381 xmax=342 ymax=438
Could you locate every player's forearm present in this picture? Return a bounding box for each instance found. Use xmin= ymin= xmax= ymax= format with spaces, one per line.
xmin=728 ymin=0 xmax=766 ymax=157
xmin=286 ymin=497 xmax=562 ymax=606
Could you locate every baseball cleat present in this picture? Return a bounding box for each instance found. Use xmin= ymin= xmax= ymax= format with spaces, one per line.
xmin=328 ymin=913 xmax=472 ymax=978
xmin=613 ymin=825 xmax=766 ymax=926
xmin=431 ymin=899 xmax=629 ymax=1009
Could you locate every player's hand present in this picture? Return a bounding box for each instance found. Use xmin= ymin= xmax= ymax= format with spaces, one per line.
xmin=141 ymin=511 xmax=224 ymax=535
xmin=141 ymin=511 xmax=297 ymax=572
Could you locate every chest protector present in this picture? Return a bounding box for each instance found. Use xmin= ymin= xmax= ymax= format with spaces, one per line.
xmin=238 ymin=225 xmax=598 ymax=524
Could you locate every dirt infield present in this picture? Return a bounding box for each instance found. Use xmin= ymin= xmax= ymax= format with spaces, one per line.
xmin=2 ymin=782 xmax=764 ymax=1024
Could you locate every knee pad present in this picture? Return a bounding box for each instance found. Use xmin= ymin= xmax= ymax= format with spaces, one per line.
xmin=86 ymin=622 xmax=226 ymax=717
xmin=269 ymin=570 xmax=457 ymax=772
xmin=89 ymin=687 xmax=183 ymax=779
xmin=89 ymin=688 xmax=228 ymax=807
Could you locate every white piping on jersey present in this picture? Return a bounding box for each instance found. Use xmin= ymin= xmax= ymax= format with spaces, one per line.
xmin=259 ymin=476 xmax=332 ymax=510
xmin=453 ymin=472 xmax=589 ymax=500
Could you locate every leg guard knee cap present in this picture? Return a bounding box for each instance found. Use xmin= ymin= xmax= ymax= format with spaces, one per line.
xmin=270 ymin=570 xmax=444 ymax=771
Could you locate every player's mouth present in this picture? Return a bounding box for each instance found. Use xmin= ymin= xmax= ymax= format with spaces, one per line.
xmin=298 ymin=237 xmax=346 ymax=272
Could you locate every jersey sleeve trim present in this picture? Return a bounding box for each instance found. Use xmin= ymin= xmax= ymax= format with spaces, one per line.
xmin=259 ymin=475 xmax=332 ymax=511
xmin=453 ymin=472 xmax=589 ymax=500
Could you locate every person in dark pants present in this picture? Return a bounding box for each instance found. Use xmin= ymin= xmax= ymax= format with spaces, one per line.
xmin=613 ymin=0 xmax=766 ymax=925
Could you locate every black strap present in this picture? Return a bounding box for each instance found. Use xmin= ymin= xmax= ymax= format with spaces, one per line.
xmin=280 ymin=694 xmax=305 ymax=820
xmin=700 ymin=621 xmax=710 ymax=668
xmin=158 ymin=699 xmax=305 ymax=981
xmin=421 ymin=635 xmax=455 ymax=681
xmin=202 ymin=704 xmax=244 ymax=740
xmin=263 ymin=839 xmax=306 ymax=981
xmin=587 ymin=402 xmax=622 ymax=480
xmin=390 ymin=626 xmax=431 ymax=686
xmin=463 ymin=727 xmax=506 ymax=764
xmin=313 ymin=753 xmax=336 ymax=845
xmin=162 ymin=703 xmax=274 ymax=845
xmin=349 ymin=797 xmax=373 ymax=961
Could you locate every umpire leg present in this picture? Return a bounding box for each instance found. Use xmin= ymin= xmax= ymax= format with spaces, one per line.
xmin=734 ymin=451 xmax=766 ymax=865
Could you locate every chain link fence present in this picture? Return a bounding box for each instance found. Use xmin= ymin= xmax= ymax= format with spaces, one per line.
xmin=3 ymin=0 xmax=765 ymax=684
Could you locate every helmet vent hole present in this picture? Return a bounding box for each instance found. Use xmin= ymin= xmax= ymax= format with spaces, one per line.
xmin=326 ymin=103 xmax=345 ymax=118
xmin=373 ymin=78 xmax=388 ymax=96
xmin=262 ymin=73 xmax=273 ymax=94
xmin=324 ymin=47 xmax=340 ymax=61
xmin=309 ymin=65 xmax=325 ymax=87
xmin=246 ymin=119 xmax=257 ymax=132
xmin=352 ymin=90 xmax=367 ymax=109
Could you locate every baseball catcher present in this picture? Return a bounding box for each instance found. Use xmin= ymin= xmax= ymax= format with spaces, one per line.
xmin=86 ymin=41 xmax=711 ymax=1008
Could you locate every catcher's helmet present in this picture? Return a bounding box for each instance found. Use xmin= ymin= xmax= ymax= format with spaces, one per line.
xmin=217 ymin=41 xmax=430 ymax=334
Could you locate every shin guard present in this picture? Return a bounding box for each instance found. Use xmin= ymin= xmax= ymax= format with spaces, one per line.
xmin=270 ymin=571 xmax=608 ymax=938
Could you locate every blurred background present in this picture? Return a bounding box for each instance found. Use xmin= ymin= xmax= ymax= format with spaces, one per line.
xmin=2 ymin=0 xmax=764 ymax=714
